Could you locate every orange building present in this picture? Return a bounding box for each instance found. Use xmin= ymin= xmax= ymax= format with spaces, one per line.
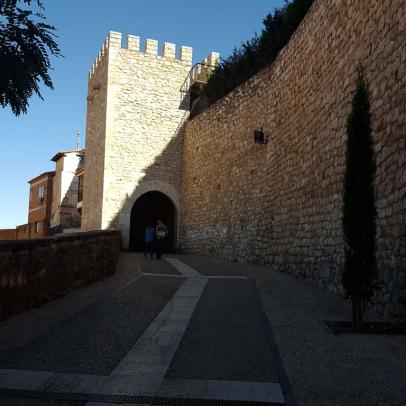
xmin=0 ymin=229 xmax=16 ymax=240
xmin=25 ymin=171 xmax=55 ymax=238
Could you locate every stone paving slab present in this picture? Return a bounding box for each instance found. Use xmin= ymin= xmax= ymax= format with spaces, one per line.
xmin=0 ymin=399 xmax=82 ymax=406
xmin=0 ymin=369 xmax=103 ymax=396
xmin=0 ymin=369 xmax=53 ymax=391
xmin=164 ymin=258 xmax=203 ymax=278
xmin=109 ymin=275 xmax=207 ymax=394
xmin=157 ymin=379 xmax=284 ymax=404
xmin=138 ymin=256 xmax=182 ymax=275
xmin=0 ymin=371 xmax=284 ymax=404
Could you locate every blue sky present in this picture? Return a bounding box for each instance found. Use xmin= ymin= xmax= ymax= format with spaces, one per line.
xmin=0 ymin=0 xmax=284 ymax=228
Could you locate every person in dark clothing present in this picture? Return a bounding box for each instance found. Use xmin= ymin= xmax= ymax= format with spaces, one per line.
xmin=144 ymin=224 xmax=155 ymax=258
xmin=155 ymin=220 xmax=168 ymax=259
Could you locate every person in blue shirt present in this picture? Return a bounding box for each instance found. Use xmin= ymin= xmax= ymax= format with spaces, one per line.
xmin=144 ymin=224 xmax=155 ymax=258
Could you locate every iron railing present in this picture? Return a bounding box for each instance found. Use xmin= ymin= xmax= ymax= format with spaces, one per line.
xmin=180 ymin=62 xmax=217 ymax=98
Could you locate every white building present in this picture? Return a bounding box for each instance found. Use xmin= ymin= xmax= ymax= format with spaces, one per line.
xmin=50 ymin=150 xmax=84 ymax=232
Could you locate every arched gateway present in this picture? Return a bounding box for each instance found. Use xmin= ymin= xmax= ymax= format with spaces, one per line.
xmin=119 ymin=180 xmax=181 ymax=251
xmin=129 ymin=191 xmax=176 ymax=252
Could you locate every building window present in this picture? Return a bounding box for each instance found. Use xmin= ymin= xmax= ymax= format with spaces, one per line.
xmin=38 ymin=185 xmax=45 ymax=202
xmin=35 ymin=221 xmax=40 ymax=233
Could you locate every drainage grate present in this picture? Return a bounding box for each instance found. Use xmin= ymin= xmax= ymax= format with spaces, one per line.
xmin=0 ymin=388 xmax=284 ymax=405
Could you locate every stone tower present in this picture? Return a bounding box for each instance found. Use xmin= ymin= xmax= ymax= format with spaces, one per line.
xmin=82 ymin=31 xmax=218 ymax=250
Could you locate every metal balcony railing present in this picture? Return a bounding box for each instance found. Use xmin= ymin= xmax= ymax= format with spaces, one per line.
xmin=180 ymin=62 xmax=217 ymax=99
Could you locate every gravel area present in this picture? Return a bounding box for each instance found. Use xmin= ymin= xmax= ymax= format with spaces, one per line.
xmin=0 ymin=253 xmax=141 ymax=357
xmin=1 ymin=276 xmax=183 ymax=375
xmin=166 ymin=278 xmax=279 ymax=383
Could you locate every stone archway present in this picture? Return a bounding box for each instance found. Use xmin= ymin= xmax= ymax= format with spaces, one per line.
xmin=119 ymin=180 xmax=181 ymax=250
xmin=129 ymin=191 xmax=176 ymax=252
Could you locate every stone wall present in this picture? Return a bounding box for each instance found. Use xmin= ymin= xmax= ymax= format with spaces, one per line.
xmin=81 ymin=37 xmax=110 ymax=231
xmin=82 ymin=32 xmax=194 ymax=248
xmin=0 ymin=230 xmax=121 ymax=321
xmin=181 ymin=0 xmax=406 ymax=318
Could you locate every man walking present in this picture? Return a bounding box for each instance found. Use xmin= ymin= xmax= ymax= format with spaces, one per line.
xmin=155 ymin=220 xmax=168 ymax=260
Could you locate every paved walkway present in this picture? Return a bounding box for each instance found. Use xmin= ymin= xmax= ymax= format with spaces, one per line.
xmin=0 ymin=254 xmax=287 ymax=405
xmin=0 ymin=253 xmax=405 ymax=406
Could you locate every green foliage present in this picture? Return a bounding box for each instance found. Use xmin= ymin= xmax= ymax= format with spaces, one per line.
xmin=201 ymin=0 xmax=314 ymax=105
xmin=0 ymin=0 xmax=61 ymax=115
xmin=342 ymin=67 xmax=377 ymax=326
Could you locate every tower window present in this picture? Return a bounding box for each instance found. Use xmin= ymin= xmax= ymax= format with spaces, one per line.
xmin=38 ymin=185 xmax=45 ymax=202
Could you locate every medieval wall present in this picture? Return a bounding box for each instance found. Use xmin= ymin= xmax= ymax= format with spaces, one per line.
xmin=82 ymin=32 xmax=193 ymax=248
xmin=181 ymin=0 xmax=406 ymax=318
xmin=81 ymin=37 xmax=109 ymax=231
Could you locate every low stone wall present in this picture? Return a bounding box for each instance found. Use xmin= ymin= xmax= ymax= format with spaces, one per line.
xmin=0 ymin=230 xmax=121 ymax=321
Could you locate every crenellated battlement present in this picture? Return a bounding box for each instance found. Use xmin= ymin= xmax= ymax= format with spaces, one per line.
xmin=190 ymin=51 xmax=220 ymax=84
xmin=89 ymin=31 xmax=194 ymax=80
xmin=88 ymin=36 xmax=109 ymax=80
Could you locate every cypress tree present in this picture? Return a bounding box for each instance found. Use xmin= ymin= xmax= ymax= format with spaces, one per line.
xmin=342 ymin=67 xmax=377 ymax=331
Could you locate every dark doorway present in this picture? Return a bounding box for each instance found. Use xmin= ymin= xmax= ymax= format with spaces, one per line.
xmin=129 ymin=191 xmax=176 ymax=252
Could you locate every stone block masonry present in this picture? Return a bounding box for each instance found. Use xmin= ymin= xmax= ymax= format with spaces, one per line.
xmin=0 ymin=230 xmax=120 ymax=321
xmin=82 ymin=32 xmax=195 ymax=248
xmin=181 ymin=0 xmax=406 ymax=318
